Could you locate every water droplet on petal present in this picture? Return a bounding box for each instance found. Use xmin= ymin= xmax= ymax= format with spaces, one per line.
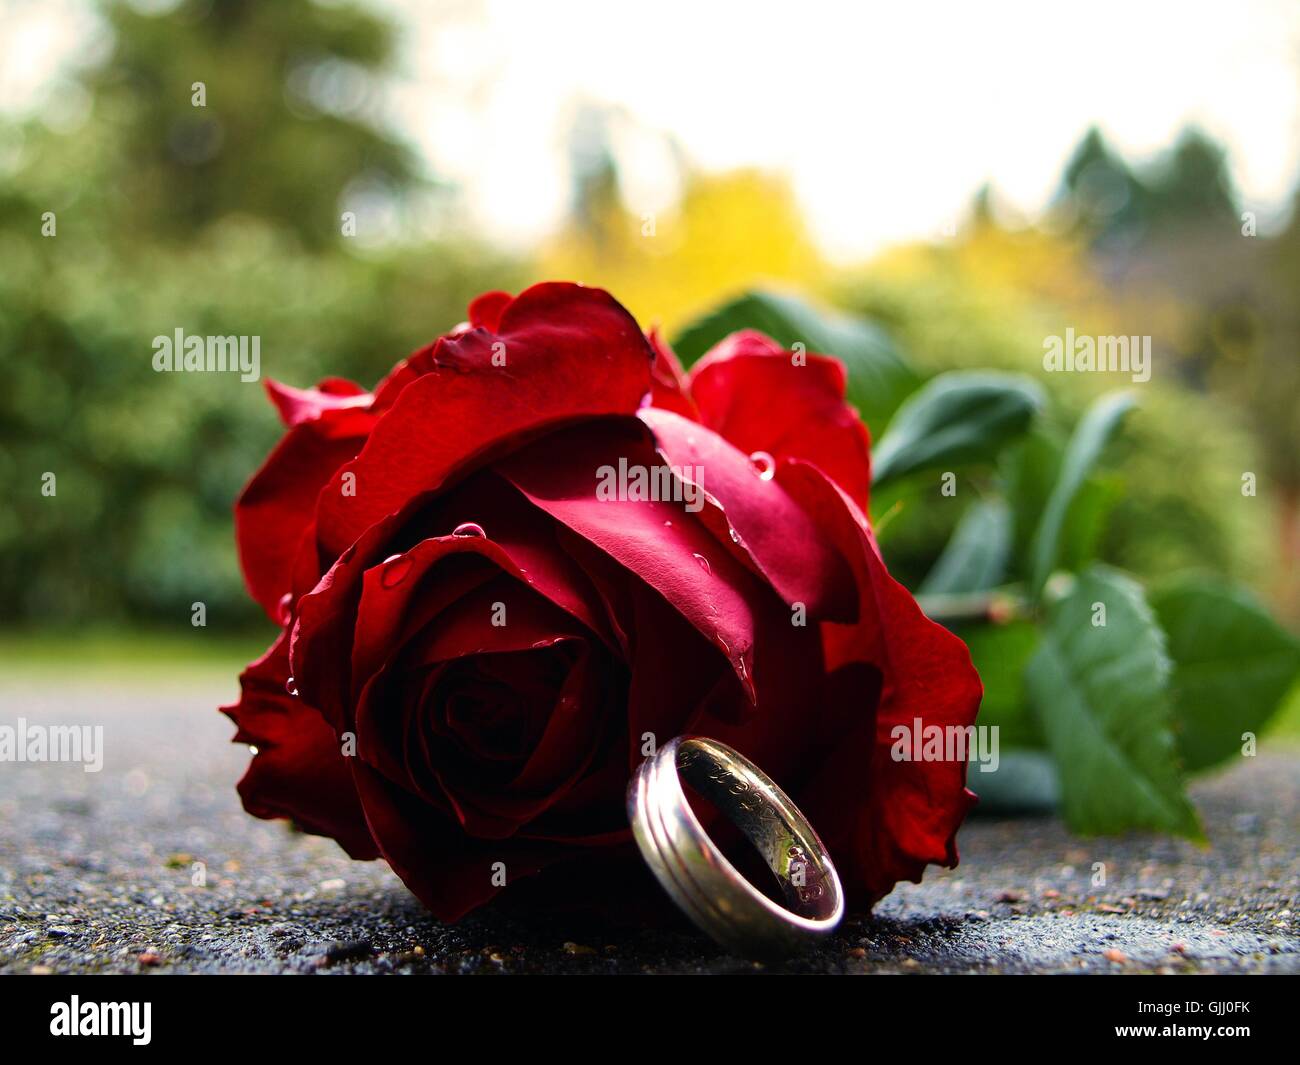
xmin=692 ymin=553 xmax=711 ymax=575
xmin=452 ymin=521 xmax=486 ymax=539
xmin=285 ymin=676 xmax=298 ymax=696
xmin=749 ymin=450 xmax=776 ymax=481
xmin=381 ymin=554 xmax=414 ymax=588
xmin=248 ymin=745 xmax=259 ymax=756
xmin=276 ymin=592 xmax=293 ymax=625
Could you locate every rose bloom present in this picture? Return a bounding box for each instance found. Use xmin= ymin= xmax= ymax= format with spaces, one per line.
xmin=223 ymin=282 xmax=981 ymax=921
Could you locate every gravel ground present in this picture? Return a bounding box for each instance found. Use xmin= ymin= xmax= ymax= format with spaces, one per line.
xmin=0 ymin=675 xmax=1296 ymax=975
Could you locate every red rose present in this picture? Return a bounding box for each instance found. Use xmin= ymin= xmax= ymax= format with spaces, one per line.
xmin=223 ymin=282 xmax=981 ymax=921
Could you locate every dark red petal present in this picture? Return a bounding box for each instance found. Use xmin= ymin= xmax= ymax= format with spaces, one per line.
xmin=415 ymin=471 xmax=620 ymax=650
xmin=369 ymin=341 xmax=439 ymax=410
xmin=220 ymin=632 xmax=378 ymax=859
xmin=498 ymin=419 xmax=773 ymax=704
xmin=468 ymin=290 xmax=513 ymax=331
xmin=638 ymin=407 xmax=857 ymax=623
xmin=688 ymin=330 xmax=873 ymax=511
xmin=646 ymin=328 xmax=699 ymax=419
xmin=265 ymin=377 xmax=371 ymax=429
xmin=313 ymin=282 xmax=654 ymax=560
xmin=421 ymin=642 xmax=610 ymax=839
xmin=347 ymin=549 xmax=594 ymax=779
xmin=296 ymin=534 xmax=521 ymax=733
xmin=399 ymin=575 xmax=587 ymax=669
xmin=552 ymin=531 xmax=729 ymax=765
xmin=235 ymin=414 xmax=373 ymax=622
xmin=349 ymin=757 xmax=568 ymax=922
xmin=292 ymin=475 xmax=616 ymax=732
xmin=350 ymin=544 xmax=505 ymax=713
xmin=777 ymin=460 xmax=982 ymax=907
xmin=348 ymin=556 xmax=610 ymax=839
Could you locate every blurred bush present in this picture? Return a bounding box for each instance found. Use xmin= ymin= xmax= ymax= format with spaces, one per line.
xmin=831 ymin=231 xmax=1272 ymax=593
xmin=0 ymin=0 xmax=524 ymax=628
xmin=1 ymin=1 xmax=1293 ymax=643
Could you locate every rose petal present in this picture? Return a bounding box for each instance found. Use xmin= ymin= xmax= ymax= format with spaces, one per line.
xmin=220 ymin=632 xmax=378 ymax=859
xmin=235 ymin=395 xmax=376 ymax=621
xmin=776 ymin=459 xmax=982 ymax=907
xmin=646 ymin=328 xmax=699 ymax=419
xmin=348 ymin=757 xmax=569 ymax=922
xmin=426 ymin=642 xmax=612 ymax=838
xmin=688 ymin=330 xmax=873 ymax=510
xmin=498 ymin=419 xmax=779 ymax=705
xmin=292 ymin=475 xmax=617 ymax=732
xmin=468 ymin=290 xmax=513 ymax=331
xmin=553 ymin=529 xmax=731 ymax=756
xmin=638 ymin=406 xmax=857 ymax=622
xmin=313 ymin=282 xmax=654 ymax=559
xmin=264 ymin=377 xmax=371 ymax=429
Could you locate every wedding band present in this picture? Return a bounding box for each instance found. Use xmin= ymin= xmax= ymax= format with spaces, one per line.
xmin=627 ymin=735 xmax=844 ymax=959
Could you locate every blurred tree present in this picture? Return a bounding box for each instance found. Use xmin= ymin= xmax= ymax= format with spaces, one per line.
xmin=1145 ymin=127 xmax=1238 ymax=229
xmin=849 ymin=124 xmax=1296 ymax=619
xmin=1054 ymin=125 xmax=1238 ymax=249
xmin=85 ymin=0 xmax=425 ymax=249
xmin=1054 ymin=126 xmax=1150 ymax=249
xmin=0 ymin=0 xmax=522 ymax=629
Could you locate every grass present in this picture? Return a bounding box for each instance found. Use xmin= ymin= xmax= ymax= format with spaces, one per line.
xmin=0 ymin=627 xmax=273 ymax=683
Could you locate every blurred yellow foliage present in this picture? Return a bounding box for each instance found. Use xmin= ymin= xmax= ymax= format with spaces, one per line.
xmin=540 ymin=169 xmax=826 ymax=334
xmin=868 ymin=216 xmax=1188 ymax=357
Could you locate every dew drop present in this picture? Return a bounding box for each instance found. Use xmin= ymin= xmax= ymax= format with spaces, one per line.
xmin=452 ymin=521 xmax=486 ymax=539
xmin=285 ymin=676 xmax=299 ymax=696
xmin=248 ymin=745 xmax=260 ymax=756
xmin=380 ymin=554 xmax=414 ymax=588
xmin=692 ymin=553 xmax=711 ymax=575
xmin=276 ymin=592 xmax=293 ymax=625
xmin=749 ymin=450 xmax=776 ymax=481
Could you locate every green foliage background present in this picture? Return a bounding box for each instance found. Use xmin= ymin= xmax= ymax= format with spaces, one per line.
xmin=2 ymin=0 xmax=1297 ymax=668
xmin=0 ymin=1 xmax=524 ymax=627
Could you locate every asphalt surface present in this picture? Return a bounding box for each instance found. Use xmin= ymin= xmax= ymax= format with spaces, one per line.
xmin=0 ymin=674 xmax=1296 ymax=974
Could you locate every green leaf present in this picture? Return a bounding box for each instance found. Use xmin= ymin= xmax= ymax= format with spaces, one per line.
xmin=1025 ymin=564 xmax=1202 ymax=838
xmin=871 ymin=372 xmax=1045 ymax=488
xmin=919 ymin=498 xmax=1012 ymax=596
xmin=1004 ymin=427 xmax=1119 ymax=586
xmin=1150 ymin=576 xmax=1300 ymax=772
xmin=961 ymin=620 xmax=1040 ymax=748
xmin=1027 ymin=392 xmax=1134 ymax=600
xmin=670 ymin=290 xmax=919 ymax=434
xmin=962 ymin=619 xmax=1056 ymax=814
xmin=1003 ymin=426 xmax=1064 ymax=570
xmin=1057 ymin=476 xmax=1121 ymax=573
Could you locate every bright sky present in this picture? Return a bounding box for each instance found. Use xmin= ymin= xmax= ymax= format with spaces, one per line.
xmin=6 ymin=0 xmax=1300 ymax=260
